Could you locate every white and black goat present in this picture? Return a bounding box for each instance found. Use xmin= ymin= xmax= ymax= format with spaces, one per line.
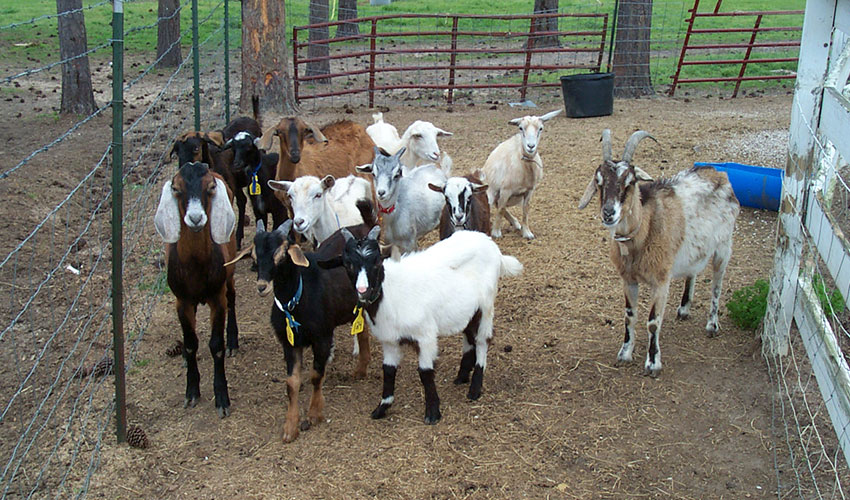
xmin=154 ymin=162 xmax=239 ymax=417
xmin=322 ymin=227 xmax=523 ymax=424
xmin=577 ymin=129 xmax=739 ymax=377
xmin=480 ymin=109 xmax=562 ymax=239
xmin=356 ymin=147 xmax=446 ymax=258
xmin=222 ymin=131 xmax=288 ymax=232
xmin=428 ymin=174 xmax=490 ymax=240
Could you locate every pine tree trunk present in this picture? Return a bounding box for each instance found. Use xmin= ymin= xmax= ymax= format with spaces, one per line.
xmin=612 ymin=0 xmax=654 ymax=97
xmin=156 ymin=0 xmax=182 ymax=68
xmin=306 ymin=0 xmax=331 ymax=84
xmin=530 ymin=0 xmax=560 ymax=49
xmin=56 ymin=0 xmax=96 ymax=115
xmin=335 ymin=0 xmax=359 ymax=39
xmin=240 ymin=0 xmax=299 ymax=115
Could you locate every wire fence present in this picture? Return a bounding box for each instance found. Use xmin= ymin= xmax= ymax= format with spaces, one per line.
xmin=0 ymin=0 xmax=233 ymax=496
xmin=763 ymin=1 xmax=850 ymax=496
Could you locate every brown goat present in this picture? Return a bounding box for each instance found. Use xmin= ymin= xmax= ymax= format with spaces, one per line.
xmin=428 ymin=173 xmax=490 ymax=240
xmin=268 ymin=118 xmax=375 ymax=194
xmin=154 ymin=162 xmax=239 ymax=418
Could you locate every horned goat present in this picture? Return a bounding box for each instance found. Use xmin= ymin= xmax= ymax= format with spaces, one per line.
xmin=480 ymin=109 xmax=562 ymax=239
xmin=577 ymin=129 xmax=740 ymax=377
xmin=154 ymin=162 xmax=239 ymax=417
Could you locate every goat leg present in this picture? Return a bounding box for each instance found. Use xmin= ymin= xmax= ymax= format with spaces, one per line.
xmin=303 ymin=343 xmax=330 ymax=431
xmin=519 ymin=194 xmax=535 ymax=239
xmin=282 ymin=347 xmax=303 ymax=443
xmin=616 ymin=282 xmax=639 ymax=367
xmin=677 ymin=276 xmax=695 ymax=320
xmin=706 ymin=249 xmax=731 ymax=336
xmin=467 ymin=309 xmax=490 ymax=401
xmin=225 ymin=275 xmax=239 ymax=356
xmin=372 ymin=340 xmax=402 ymax=420
xmin=177 ymin=300 xmax=201 ymax=408
xmin=418 ymin=368 xmax=441 ymax=425
xmin=209 ymin=293 xmax=231 ymax=418
xmin=644 ymin=282 xmax=670 ymax=378
xmin=353 ymin=327 xmax=371 ymax=379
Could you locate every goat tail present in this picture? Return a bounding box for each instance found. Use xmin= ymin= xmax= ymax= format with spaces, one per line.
xmin=355 ymin=198 xmax=377 ymax=228
xmin=499 ymin=255 xmax=523 ymax=278
xmin=372 ymin=112 xmax=384 ymax=124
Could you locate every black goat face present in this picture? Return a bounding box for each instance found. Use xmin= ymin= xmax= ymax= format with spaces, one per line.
xmin=341 ymin=226 xmax=384 ymax=304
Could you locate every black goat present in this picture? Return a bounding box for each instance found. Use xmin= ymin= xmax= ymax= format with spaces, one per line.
xmin=222 ymin=131 xmax=287 ymax=232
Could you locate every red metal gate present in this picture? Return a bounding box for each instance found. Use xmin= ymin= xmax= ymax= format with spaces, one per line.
xmin=293 ymin=13 xmax=609 ymax=107
xmin=669 ymin=0 xmax=803 ymax=97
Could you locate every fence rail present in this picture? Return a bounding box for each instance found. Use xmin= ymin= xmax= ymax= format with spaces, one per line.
xmin=292 ymin=12 xmax=609 ymax=106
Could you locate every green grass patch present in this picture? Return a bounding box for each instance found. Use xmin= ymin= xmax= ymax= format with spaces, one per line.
xmin=812 ymin=274 xmax=845 ymax=315
xmin=726 ymin=279 xmax=769 ymax=331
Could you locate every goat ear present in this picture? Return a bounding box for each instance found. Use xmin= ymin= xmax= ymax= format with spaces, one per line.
xmin=633 ymin=166 xmax=653 ymax=182
xmin=209 ymin=178 xmax=236 ymax=244
xmin=169 ymin=142 xmax=178 ymax=161
xmin=340 ymin=227 xmax=355 ymax=243
xmin=288 ymin=245 xmax=310 ymax=267
xmin=427 ymin=182 xmax=445 ymax=194
xmin=321 ymin=175 xmax=335 ymax=191
xmin=540 ymin=109 xmax=563 ymax=122
xmin=471 ymin=183 xmax=488 ymax=193
xmin=204 ymin=132 xmax=225 ymax=147
xmin=225 ymin=244 xmax=253 ymax=266
xmin=316 ymin=255 xmax=343 ymax=270
xmin=154 ymin=181 xmax=181 ymax=243
xmin=355 ymin=163 xmax=373 ymax=174
xmin=577 ymin=177 xmax=599 ymax=210
xmin=267 ymin=180 xmax=292 ymax=193
xmin=367 ymin=225 xmax=381 ymax=241
xmin=508 ymin=117 xmax=522 ymax=126
xmin=435 ymin=127 xmax=453 ymax=137
xmin=253 ymin=137 xmax=263 ymax=149
xmin=304 ymin=121 xmax=328 ymax=143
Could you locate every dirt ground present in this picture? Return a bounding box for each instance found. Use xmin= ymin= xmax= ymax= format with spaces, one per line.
xmin=2 ymin=85 xmax=813 ymax=498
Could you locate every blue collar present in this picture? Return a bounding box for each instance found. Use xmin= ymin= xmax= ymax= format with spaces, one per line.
xmin=250 ymin=158 xmax=263 ymax=177
xmin=274 ymin=276 xmax=303 ymax=332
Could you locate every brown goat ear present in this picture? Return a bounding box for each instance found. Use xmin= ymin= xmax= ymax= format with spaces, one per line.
xmin=204 ymin=132 xmax=225 ymax=147
xmin=288 ymin=245 xmax=310 ymax=267
xmin=427 ymin=183 xmax=445 ymax=194
xmin=304 ymin=121 xmax=328 ymax=143
xmin=224 ymin=245 xmax=254 ymax=266
xmin=577 ymin=176 xmax=598 ymax=210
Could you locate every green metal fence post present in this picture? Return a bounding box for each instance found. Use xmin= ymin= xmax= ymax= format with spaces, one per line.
xmin=192 ymin=0 xmax=200 ymax=130
xmin=111 ymin=0 xmax=127 ymax=444
xmin=224 ymin=0 xmax=230 ymax=123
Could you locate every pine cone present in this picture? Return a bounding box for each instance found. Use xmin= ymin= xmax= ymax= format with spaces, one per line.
xmin=126 ymin=425 xmax=149 ymax=449
xmin=165 ymin=340 xmax=184 ymax=358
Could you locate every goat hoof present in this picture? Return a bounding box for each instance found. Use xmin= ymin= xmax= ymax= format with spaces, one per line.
xmin=299 ymin=420 xmax=312 ymax=432
xmin=614 ymin=358 xmax=632 ymax=367
xmin=522 ymin=231 xmax=535 ymax=240
xmin=643 ymin=366 xmax=661 ymax=378
xmin=371 ymin=404 xmax=389 ymax=420
xmin=491 ymin=230 xmax=502 ymax=239
xmin=282 ymin=428 xmax=299 ymax=443
xmin=217 ymin=406 xmax=230 ymax=419
xmin=226 ymin=348 xmax=238 ymax=357
xmin=467 ymin=387 xmax=482 ymax=401
xmin=676 ymin=311 xmax=690 ymax=320
xmin=453 ymin=375 xmax=469 ymax=385
xmin=423 ymin=410 xmax=442 ymax=425
xmin=352 ymin=368 xmax=367 ymax=379
xmin=705 ymin=323 xmax=719 ymax=337
xmin=184 ymin=396 xmax=199 ymax=408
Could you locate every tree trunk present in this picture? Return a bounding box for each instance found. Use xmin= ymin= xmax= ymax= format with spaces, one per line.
xmin=240 ymin=0 xmax=299 ymax=115
xmin=56 ymin=0 xmax=96 ymax=115
xmin=612 ymin=0 xmax=654 ymax=97
xmin=529 ymin=0 xmax=560 ymax=49
xmin=335 ymin=0 xmax=359 ymax=39
xmin=156 ymin=0 xmax=182 ymax=68
xmin=306 ymin=0 xmax=331 ymax=84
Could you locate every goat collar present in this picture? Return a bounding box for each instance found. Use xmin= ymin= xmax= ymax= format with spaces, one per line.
xmin=357 ymin=286 xmax=382 ymax=307
xmin=378 ymin=203 xmax=395 ymax=215
xmin=248 ymin=159 xmax=264 ymax=195
xmin=274 ymin=276 xmax=303 ymax=344
xmin=250 ymin=158 xmax=263 ymax=177
xmin=613 ymin=222 xmax=641 ymax=242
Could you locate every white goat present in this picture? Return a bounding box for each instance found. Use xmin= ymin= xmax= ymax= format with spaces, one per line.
xmin=331 ymin=226 xmax=523 ymax=424
xmin=480 ymin=109 xmax=562 ymax=239
xmin=356 ymin=147 xmax=446 ymax=258
xmin=578 ymin=129 xmax=740 ymax=377
xmin=267 ymin=174 xmax=372 ymax=246
xmin=366 ymin=113 xmax=453 ymax=174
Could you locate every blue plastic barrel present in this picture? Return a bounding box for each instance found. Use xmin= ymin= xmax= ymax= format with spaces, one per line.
xmin=694 ymin=162 xmax=783 ymax=211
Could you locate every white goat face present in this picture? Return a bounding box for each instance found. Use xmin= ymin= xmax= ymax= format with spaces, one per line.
xmin=509 ymin=109 xmax=561 ymax=158
xmin=275 ymin=176 xmax=333 ymax=235
xmin=404 ymin=121 xmax=452 ymax=163
xmin=442 ymin=178 xmax=477 ymax=227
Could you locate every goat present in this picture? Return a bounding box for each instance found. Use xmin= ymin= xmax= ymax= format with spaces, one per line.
xmin=233 ymin=219 xmax=372 ymax=442
xmin=321 ymin=226 xmax=522 ymax=424
xmin=268 ymin=117 xmax=374 ymax=189
xmin=366 ymin=112 xmax=453 ymax=173
xmin=577 ymin=129 xmax=740 ymax=377
xmin=356 ymin=147 xmax=446 ymax=258
xmin=480 ymin=109 xmax=562 ymax=239
xmin=267 ymin=174 xmax=373 ymax=247
xmin=222 ymin=131 xmax=288 ymax=232
xmin=428 ymin=173 xmax=490 ymax=240
xmin=154 ymin=161 xmax=239 ymax=418
xmin=169 ymin=116 xmax=263 ymax=249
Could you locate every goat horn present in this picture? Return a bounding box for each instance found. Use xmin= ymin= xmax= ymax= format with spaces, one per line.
xmin=601 ymin=129 xmax=613 ymax=162
xmin=304 ymin=121 xmax=328 ymax=143
xmin=622 ymin=131 xmax=657 ymax=164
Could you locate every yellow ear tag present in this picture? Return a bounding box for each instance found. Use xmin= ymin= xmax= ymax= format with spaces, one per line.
xmin=249 ymin=174 xmax=261 ymax=195
xmin=351 ymin=306 xmax=365 ymax=336
xmin=286 ymin=317 xmax=295 ymax=346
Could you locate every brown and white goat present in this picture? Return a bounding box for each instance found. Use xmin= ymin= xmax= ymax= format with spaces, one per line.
xmin=428 ymin=174 xmax=490 ymax=240
xmin=578 ymin=130 xmax=739 ymax=377
xmin=154 ymin=162 xmax=239 ymax=417
xmin=268 ymin=117 xmax=375 ymax=187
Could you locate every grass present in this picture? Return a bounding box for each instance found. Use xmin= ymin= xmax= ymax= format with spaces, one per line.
xmin=0 ymin=0 xmax=803 ymax=92
xmin=727 ymin=279 xmax=769 ymax=331
xmin=138 ymin=270 xmax=170 ymax=296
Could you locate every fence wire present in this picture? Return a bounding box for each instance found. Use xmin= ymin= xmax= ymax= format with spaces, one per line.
xmin=0 ymin=0 xmax=231 ymax=496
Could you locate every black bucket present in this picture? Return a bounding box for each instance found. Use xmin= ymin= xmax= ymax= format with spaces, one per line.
xmin=560 ymin=72 xmax=614 ymax=118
